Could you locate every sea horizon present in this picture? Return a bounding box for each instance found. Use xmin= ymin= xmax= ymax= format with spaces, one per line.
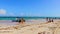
xmin=0 ymin=16 xmax=60 ymax=20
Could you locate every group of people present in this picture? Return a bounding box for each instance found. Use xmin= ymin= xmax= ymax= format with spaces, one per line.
xmin=46 ymin=17 xmax=54 ymax=23
xmin=16 ymin=18 xmax=25 ymax=24
xmin=16 ymin=17 xmax=54 ymax=24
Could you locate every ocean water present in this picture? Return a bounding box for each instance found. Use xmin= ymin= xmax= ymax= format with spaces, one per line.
xmin=0 ymin=17 xmax=45 ymax=20
xmin=0 ymin=17 xmax=16 ymax=20
xmin=0 ymin=17 xmax=59 ymax=26
xmin=0 ymin=17 xmax=46 ymax=25
xmin=0 ymin=17 xmax=59 ymax=20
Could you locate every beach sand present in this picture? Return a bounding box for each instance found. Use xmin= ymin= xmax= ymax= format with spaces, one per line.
xmin=0 ymin=19 xmax=60 ymax=34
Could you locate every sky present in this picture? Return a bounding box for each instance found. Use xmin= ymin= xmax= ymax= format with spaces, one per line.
xmin=0 ymin=0 xmax=60 ymax=17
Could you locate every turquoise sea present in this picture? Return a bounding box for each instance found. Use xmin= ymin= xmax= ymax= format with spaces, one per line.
xmin=0 ymin=17 xmax=44 ymax=20
xmin=0 ymin=17 xmax=46 ymax=26
xmin=0 ymin=17 xmax=60 ymax=20
xmin=0 ymin=17 xmax=60 ymax=26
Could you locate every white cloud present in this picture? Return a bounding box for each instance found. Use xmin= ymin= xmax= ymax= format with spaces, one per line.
xmin=0 ymin=9 xmax=6 ymax=15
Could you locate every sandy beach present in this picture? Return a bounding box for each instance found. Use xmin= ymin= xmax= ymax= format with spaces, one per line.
xmin=0 ymin=19 xmax=60 ymax=34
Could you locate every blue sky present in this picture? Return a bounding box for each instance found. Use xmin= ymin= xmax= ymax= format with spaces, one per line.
xmin=0 ymin=0 xmax=60 ymax=17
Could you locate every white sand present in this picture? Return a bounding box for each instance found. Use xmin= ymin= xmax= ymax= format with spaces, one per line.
xmin=0 ymin=20 xmax=60 ymax=34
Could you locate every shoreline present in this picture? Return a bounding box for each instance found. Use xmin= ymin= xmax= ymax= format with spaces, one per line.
xmin=0 ymin=19 xmax=60 ymax=34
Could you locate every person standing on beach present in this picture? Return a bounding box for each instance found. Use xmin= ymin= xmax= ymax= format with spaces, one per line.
xmin=48 ymin=18 xmax=51 ymax=22
xmin=46 ymin=17 xmax=49 ymax=22
xmin=46 ymin=17 xmax=54 ymax=23
xmin=46 ymin=17 xmax=51 ymax=23
xmin=51 ymin=19 xmax=54 ymax=22
xmin=19 ymin=18 xmax=25 ymax=24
